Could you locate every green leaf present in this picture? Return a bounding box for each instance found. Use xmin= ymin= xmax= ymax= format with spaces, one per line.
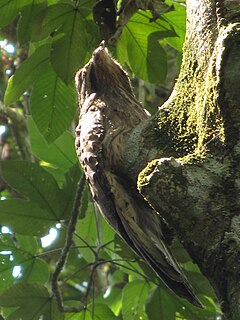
xmin=31 ymin=3 xmax=76 ymax=42
xmin=15 ymin=235 xmax=38 ymax=255
xmin=1 ymin=160 xmax=64 ymax=219
xmin=0 ymin=282 xmax=48 ymax=307
xmin=164 ymin=1 xmax=186 ymax=51
xmin=4 ymin=44 xmax=50 ymax=106
xmin=30 ymin=64 xmax=76 ymax=142
xmin=97 ymin=287 xmax=122 ymax=317
xmin=0 ymin=0 xmax=30 ymax=27
xmin=20 ymin=257 xmax=49 ymax=284
xmin=61 ymin=163 xmax=82 ymax=219
xmin=0 ymin=235 xmax=49 ymax=285
xmin=117 ymin=11 xmax=175 ymax=84
xmin=0 ymin=283 xmax=63 ymax=320
xmin=17 ymin=0 xmax=48 ymax=44
xmin=0 ymin=199 xmax=57 ymax=235
xmin=27 ymin=116 xmax=77 ymax=171
xmin=0 ymin=236 xmax=15 ymax=294
xmin=75 ymin=203 xmax=97 ymax=261
xmin=50 ymin=6 xmax=89 ymax=83
xmin=146 ymin=287 xmax=175 ymax=320
xmin=122 ymin=280 xmax=150 ymax=320
xmin=77 ymin=303 xmax=118 ymax=320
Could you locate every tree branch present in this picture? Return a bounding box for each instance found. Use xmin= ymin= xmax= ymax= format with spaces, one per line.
xmin=51 ymin=174 xmax=86 ymax=313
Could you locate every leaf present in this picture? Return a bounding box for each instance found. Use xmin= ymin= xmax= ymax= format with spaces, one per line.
xmin=1 ymin=160 xmax=64 ymax=219
xmin=0 ymin=199 xmax=57 ymax=235
xmin=117 ymin=10 xmax=175 ymax=84
xmin=4 ymin=44 xmax=50 ymax=106
xmin=27 ymin=116 xmax=77 ymax=171
xmin=122 ymin=280 xmax=150 ymax=320
xmin=0 ymin=0 xmax=30 ymax=27
xmin=78 ymin=303 xmax=118 ymax=320
xmin=164 ymin=1 xmax=186 ymax=51
xmin=97 ymin=287 xmax=122 ymax=317
xmin=20 ymin=257 xmax=49 ymax=284
xmin=17 ymin=0 xmax=48 ymax=44
xmin=15 ymin=235 xmax=38 ymax=255
xmin=0 ymin=282 xmax=63 ymax=320
xmin=0 ymin=236 xmax=15 ymax=294
xmin=50 ymin=6 xmax=89 ymax=83
xmin=60 ymin=163 xmax=82 ymax=219
xmin=30 ymin=64 xmax=76 ymax=143
xmin=146 ymin=287 xmax=175 ymax=320
xmin=0 ymin=235 xmax=49 ymax=285
xmin=31 ymin=3 xmax=77 ymax=41
xmin=75 ymin=203 xmax=98 ymax=261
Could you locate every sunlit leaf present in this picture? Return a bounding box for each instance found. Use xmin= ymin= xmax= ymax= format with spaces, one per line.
xmin=146 ymin=287 xmax=175 ymax=320
xmin=0 ymin=199 xmax=57 ymax=235
xmin=30 ymin=64 xmax=76 ymax=142
xmin=122 ymin=280 xmax=150 ymax=320
xmin=1 ymin=160 xmax=64 ymax=219
xmin=117 ymin=11 xmax=175 ymax=84
xmin=164 ymin=1 xmax=186 ymax=51
xmin=4 ymin=44 xmax=50 ymax=106
xmin=77 ymin=303 xmax=118 ymax=320
xmin=50 ymin=8 xmax=89 ymax=83
xmin=0 ymin=235 xmax=49 ymax=285
xmin=28 ymin=116 xmax=77 ymax=171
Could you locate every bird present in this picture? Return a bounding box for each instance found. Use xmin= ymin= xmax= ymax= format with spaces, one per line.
xmin=75 ymin=42 xmax=202 ymax=308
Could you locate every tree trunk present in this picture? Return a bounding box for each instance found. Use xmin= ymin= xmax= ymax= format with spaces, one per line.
xmin=124 ymin=1 xmax=240 ymax=319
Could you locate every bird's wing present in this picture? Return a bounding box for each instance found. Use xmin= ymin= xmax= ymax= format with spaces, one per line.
xmin=76 ymin=98 xmax=202 ymax=308
xmin=104 ymin=172 xmax=202 ymax=308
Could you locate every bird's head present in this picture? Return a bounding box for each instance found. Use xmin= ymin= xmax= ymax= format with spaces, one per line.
xmin=75 ymin=42 xmax=134 ymax=103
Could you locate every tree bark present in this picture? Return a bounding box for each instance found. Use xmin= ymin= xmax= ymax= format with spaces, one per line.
xmin=123 ymin=1 xmax=240 ymax=319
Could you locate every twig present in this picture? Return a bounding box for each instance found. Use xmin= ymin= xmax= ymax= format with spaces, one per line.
xmin=51 ymin=174 xmax=86 ymax=312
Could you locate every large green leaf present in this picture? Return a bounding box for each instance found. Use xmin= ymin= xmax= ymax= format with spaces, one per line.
xmin=122 ymin=280 xmax=151 ymax=320
xmin=30 ymin=64 xmax=76 ymax=143
xmin=50 ymin=6 xmax=89 ymax=83
xmin=27 ymin=116 xmax=78 ymax=171
xmin=164 ymin=1 xmax=186 ymax=51
xmin=1 ymin=160 xmax=64 ymax=219
xmin=76 ymin=303 xmax=118 ymax=320
xmin=17 ymin=0 xmax=48 ymax=45
xmin=75 ymin=204 xmax=98 ymax=262
xmin=0 ymin=0 xmax=30 ymax=27
xmin=0 ymin=282 xmax=63 ymax=320
xmin=15 ymin=234 xmax=38 ymax=255
xmin=0 ymin=235 xmax=49 ymax=292
xmin=96 ymin=287 xmax=122 ymax=317
xmin=117 ymin=11 xmax=175 ymax=84
xmin=4 ymin=44 xmax=50 ymax=106
xmin=0 ymin=199 xmax=57 ymax=235
xmin=146 ymin=287 xmax=175 ymax=320
xmin=60 ymin=163 xmax=82 ymax=219
xmin=31 ymin=3 xmax=72 ymax=41
xmin=32 ymin=3 xmax=90 ymax=83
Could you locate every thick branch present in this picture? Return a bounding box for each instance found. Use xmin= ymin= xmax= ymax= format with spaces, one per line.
xmin=122 ymin=1 xmax=240 ymax=318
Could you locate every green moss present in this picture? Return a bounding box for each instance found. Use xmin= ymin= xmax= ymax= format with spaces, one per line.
xmin=137 ymin=158 xmax=159 ymax=190
xmin=155 ymin=45 xmax=224 ymax=159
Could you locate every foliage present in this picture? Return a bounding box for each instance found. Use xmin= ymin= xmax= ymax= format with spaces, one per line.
xmin=0 ymin=0 xmax=221 ymax=319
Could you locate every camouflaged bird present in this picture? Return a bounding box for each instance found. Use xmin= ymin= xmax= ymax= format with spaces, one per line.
xmin=75 ymin=43 xmax=202 ymax=308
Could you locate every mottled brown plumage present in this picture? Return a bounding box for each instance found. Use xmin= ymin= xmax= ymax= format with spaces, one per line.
xmin=75 ymin=43 xmax=202 ymax=308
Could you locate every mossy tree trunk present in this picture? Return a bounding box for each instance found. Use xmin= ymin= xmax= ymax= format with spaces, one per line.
xmin=124 ymin=1 xmax=240 ymax=319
